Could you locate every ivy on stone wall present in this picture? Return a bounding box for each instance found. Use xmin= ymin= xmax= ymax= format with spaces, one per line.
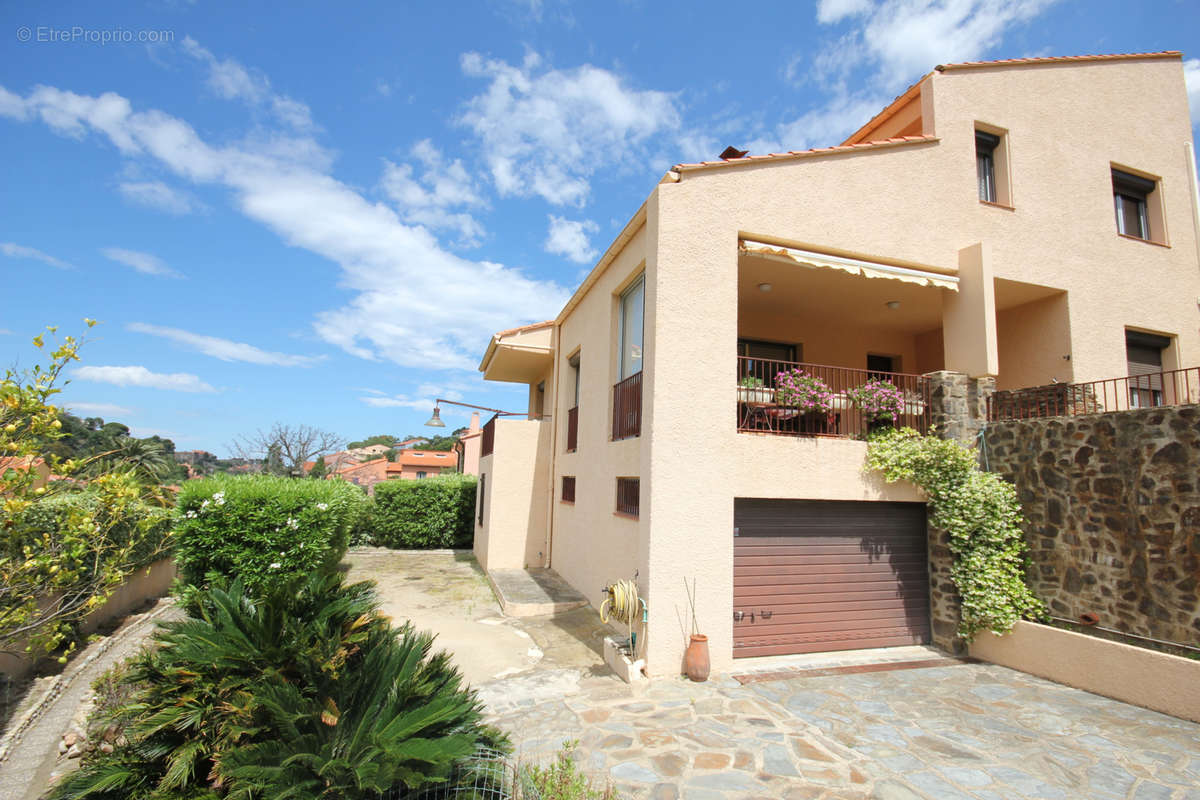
xmin=866 ymin=428 xmax=1046 ymax=639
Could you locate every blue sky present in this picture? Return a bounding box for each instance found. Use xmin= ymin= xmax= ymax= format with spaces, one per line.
xmin=3 ymin=0 xmax=1198 ymax=456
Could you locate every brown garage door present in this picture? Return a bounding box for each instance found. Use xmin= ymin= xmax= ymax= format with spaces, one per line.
xmin=733 ymin=498 xmax=930 ymax=658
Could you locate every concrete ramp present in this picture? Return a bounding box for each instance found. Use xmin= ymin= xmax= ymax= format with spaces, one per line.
xmin=487 ymin=568 xmax=588 ymax=617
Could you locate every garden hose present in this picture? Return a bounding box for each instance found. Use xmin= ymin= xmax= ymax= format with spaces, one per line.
xmin=601 ymin=579 xmax=648 ymax=658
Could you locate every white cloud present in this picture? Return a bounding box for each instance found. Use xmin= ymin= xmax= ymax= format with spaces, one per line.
xmin=75 ymin=365 xmax=216 ymax=393
xmin=1 ymin=242 xmax=73 ymax=269
xmin=117 ymin=180 xmax=198 ymax=214
xmin=127 ymin=322 xmax=323 ymax=367
xmin=0 ymin=79 xmax=568 ymax=371
xmin=543 ymin=215 xmax=599 ymax=264
xmin=458 ymin=51 xmax=681 ymax=206
xmin=1185 ymin=58 xmax=1200 ymax=126
xmin=101 ymin=247 xmax=181 ymax=278
xmin=360 ymin=394 xmax=432 ymax=410
xmin=65 ymin=402 xmax=135 ymax=417
xmin=747 ymin=94 xmax=891 ymax=154
xmin=817 ymin=0 xmax=874 ymax=24
xmin=181 ymin=37 xmax=314 ymax=131
xmin=381 ymin=140 xmax=486 ymax=246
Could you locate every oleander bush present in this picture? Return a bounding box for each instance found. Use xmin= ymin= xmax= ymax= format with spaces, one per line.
xmin=49 ymin=573 xmax=506 ymax=800
xmin=174 ymin=475 xmax=366 ymax=594
xmin=372 ymin=474 xmax=477 ymax=549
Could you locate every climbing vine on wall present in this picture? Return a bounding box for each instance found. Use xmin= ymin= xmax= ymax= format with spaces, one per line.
xmin=866 ymin=428 xmax=1046 ymax=639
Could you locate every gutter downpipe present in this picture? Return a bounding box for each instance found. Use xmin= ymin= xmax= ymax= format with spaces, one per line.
xmin=1187 ymin=142 xmax=1200 ymax=282
xmin=544 ymin=320 xmax=561 ymax=568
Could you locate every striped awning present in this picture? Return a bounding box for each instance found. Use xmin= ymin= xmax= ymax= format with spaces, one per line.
xmin=739 ymin=240 xmax=959 ymax=291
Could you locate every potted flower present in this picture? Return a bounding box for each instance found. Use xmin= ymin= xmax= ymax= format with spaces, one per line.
xmin=846 ymin=378 xmax=906 ymax=433
xmin=774 ymin=369 xmax=834 ymax=415
xmin=737 ymin=375 xmax=773 ymax=404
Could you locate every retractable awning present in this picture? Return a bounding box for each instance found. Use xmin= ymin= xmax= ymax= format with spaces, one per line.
xmin=739 ymin=240 xmax=959 ymax=291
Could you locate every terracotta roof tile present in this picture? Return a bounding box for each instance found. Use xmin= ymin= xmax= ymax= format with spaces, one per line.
xmin=493 ymin=320 xmax=554 ymax=338
xmin=673 ymin=135 xmax=937 ymax=172
xmin=936 ymin=51 xmax=1180 ymax=71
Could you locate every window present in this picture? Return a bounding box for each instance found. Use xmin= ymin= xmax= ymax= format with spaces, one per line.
xmin=615 ymin=477 xmax=639 ymax=517
xmin=416 ymin=471 xmax=427 ymax=479
xmin=1112 ymin=169 xmax=1155 ymax=240
xmin=568 ymin=351 xmax=581 ymax=406
xmin=477 ymin=474 xmax=486 ymax=524
xmin=618 ymin=276 xmax=644 ymax=379
xmin=1126 ymin=330 xmax=1170 ymax=408
xmin=561 ymin=475 xmax=576 ymax=504
xmin=976 ymin=130 xmax=1000 ymax=203
xmin=738 ymin=339 xmax=798 ymax=386
xmin=867 ymin=354 xmax=899 ymax=379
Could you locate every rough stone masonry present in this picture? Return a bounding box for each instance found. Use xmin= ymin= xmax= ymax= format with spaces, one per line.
xmin=983 ymin=405 xmax=1200 ymax=647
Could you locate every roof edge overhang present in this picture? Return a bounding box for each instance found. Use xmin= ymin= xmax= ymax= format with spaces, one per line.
xmin=841 ymin=74 xmax=931 ymax=147
xmin=672 ymin=135 xmax=938 ymax=174
xmin=935 ymin=50 xmax=1181 ymax=73
xmin=478 ymin=320 xmax=554 ymax=375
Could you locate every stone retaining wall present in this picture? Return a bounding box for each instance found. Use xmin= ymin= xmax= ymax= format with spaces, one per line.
xmin=983 ymin=406 xmax=1200 ymax=647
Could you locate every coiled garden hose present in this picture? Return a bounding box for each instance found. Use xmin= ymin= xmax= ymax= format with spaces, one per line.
xmin=601 ymin=579 xmax=648 ymax=658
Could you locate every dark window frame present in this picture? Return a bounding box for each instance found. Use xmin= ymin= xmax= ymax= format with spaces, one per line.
xmin=561 ymin=475 xmax=576 ymax=504
xmin=1112 ymin=169 xmax=1155 ymax=240
xmin=477 ymin=474 xmax=486 ymax=525
xmin=976 ymin=130 xmax=1000 ymax=203
xmin=615 ymin=477 xmax=640 ymax=518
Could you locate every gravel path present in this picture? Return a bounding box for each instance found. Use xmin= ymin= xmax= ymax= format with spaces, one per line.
xmin=0 ymin=598 xmax=180 ymax=800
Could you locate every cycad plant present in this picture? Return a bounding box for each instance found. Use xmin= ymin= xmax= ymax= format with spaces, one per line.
xmin=50 ymin=573 xmax=506 ymax=800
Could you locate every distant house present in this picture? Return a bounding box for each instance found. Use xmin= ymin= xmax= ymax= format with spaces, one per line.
xmin=0 ymin=456 xmax=52 ymax=490
xmin=452 ymin=413 xmax=483 ymax=476
xmin=385 ymin=449 xmax=457 ymax=481
xmin=394 ymin=437 xmax=429 ymax=450
xmin=333 ymin=458 xmax=389 ymax=493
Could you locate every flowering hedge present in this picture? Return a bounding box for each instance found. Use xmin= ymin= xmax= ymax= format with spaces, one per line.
xmin=774 ymin=369 xmax=834 ymax=414
xmin=846 ymin=378 xmax=906 ymax=422
xmin=865 ymin=428 xmax=1045 ymax=639
xmin=175 ymin=475 xmax=367 ymax=595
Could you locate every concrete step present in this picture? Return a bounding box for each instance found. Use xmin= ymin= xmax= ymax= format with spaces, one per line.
xmin=487 ymin=568 xmax=589 ymax=617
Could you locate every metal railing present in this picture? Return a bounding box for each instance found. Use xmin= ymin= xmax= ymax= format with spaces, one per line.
xmin=988 ymin=367 xmax=1200 ymax=421
xmin=611 ymin=372 xmax=642 ymax=440
xmin=736 ymin=356 xmax=931 ymax=438
xmin=615 ymin=477 xmax=640 ymax=517
xmin=480 ymin=414 xmax=496 ymax=457
xmin=565 ymin=405 xmax=578 ymax=451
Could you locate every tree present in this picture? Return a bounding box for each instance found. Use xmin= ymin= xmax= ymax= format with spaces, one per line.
xmin=346 ymin=434 xmax=398 ymax=450
xmin=229 ymin=423 xmax=342 ymax=476
xmin=2 ymin=322 xmax=173 ymax=659
xmin=308 ymin=454 xmax=327 ymax=479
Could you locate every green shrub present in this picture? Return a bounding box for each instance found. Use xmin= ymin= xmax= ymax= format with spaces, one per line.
xmin=519 ymin=742 xmax=619 ymax=799
xmin=865 ymin=428 xmax=1046 ymax=639
xmin=50 ymin=573 xmax=506 ymax=800
xmin=372 ymin=475 xmax=478 ymax=549
xmin=174 ymin=475 xmax=365 ymax=594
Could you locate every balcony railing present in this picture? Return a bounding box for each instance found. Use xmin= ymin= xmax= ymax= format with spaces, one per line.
xmin=566 ymin=405 xmax=579 ymax=451
xmin=736 ymin=357 xmax=930 ymax=438
xmin=480 ymin=414 xmax=496 ymax=457
xmin=612 ymin=371 xmax=642 ymax=440
xmin=988 ymin=367 xmax=1200 ymax=421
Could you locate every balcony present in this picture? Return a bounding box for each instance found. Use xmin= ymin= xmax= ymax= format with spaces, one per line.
xmin=612 ymin=372 xmax=642 ymax=440
xmin=989 ymin=366 xmax=1200 ymax=421
xmin=481 ymin=414 xmax=496 ymax=457
xmin=736 ymin=357 xmax=930 ymax=438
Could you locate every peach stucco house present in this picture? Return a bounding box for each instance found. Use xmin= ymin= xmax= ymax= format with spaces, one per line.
xmin=472 ymin=52 xmax=1200 ymax=677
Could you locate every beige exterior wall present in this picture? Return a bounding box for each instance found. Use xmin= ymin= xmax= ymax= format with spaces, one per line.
xmin=480 ymin=56 xmax=1200 ymax=677
xmin=970 ymin=621 xmax=1200 ymax=723
xmin=551 ymin=224 xmax=650 ymax=617
xmin=473 ymin=418 xmax=551 ymax=571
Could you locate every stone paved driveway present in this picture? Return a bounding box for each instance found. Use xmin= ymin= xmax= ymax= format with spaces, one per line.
xmin=489 ymin=660 xmax=1200 ymax=799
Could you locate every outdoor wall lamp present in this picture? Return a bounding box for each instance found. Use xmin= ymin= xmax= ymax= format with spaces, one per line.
xmin=423 ymin=398 xmax=523 ymax=428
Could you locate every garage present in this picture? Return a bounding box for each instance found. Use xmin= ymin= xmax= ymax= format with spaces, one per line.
xmin=733 ymin=498 xmax=930 ymax=657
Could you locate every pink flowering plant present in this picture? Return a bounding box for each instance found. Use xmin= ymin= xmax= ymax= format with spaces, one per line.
xmin=846 ymin=378 xmax=906 ymax=422
xmin=774 ymin=368 xmax=834 ymax=414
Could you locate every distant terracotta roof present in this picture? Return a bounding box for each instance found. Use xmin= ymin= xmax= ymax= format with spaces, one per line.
xmin=302 ymin=461 xmax=315 ymax=472
xmin=935 ymin=51 xmax=1180 ymax=71
xmin=336 ymin=458 xmax=386 ymax=474
xmin=393 ymin=449 xmax=455 ymax=468
xmin=673 ymin=135 xmax=937 ymax=172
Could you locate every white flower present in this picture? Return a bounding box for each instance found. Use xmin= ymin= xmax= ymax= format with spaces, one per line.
xmin=268 ymin=562 xmax=281 ymax=569
xmin=185 ymin=510 xmax=197 ymax=519
xmin=286 ymin=517 xmax=299 ymax=530
xmin=212 ymin=491 xmax=226 ymax=506
xmin=200 ymin=499 xmax=210 ymax=512
xmin=315 ymin=503 xmax=328 ymax=511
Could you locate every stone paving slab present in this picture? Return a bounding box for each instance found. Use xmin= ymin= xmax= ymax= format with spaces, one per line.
xmin=489 ymin=662 xmax=1200 ymax=799
xmin=487 ymin=567 xmax=589 ymax=617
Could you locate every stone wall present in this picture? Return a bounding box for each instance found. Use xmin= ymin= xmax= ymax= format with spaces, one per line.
xmin=983 ymin=406 xmax=1200 ymax=647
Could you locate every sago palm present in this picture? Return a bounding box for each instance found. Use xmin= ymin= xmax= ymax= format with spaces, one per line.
xmin=49 ymin=572 xmax=504 ymax=800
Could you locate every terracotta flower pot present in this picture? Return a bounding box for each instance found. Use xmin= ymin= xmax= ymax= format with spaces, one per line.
xmin=684 ymin=634 xmax=710 ymax=682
